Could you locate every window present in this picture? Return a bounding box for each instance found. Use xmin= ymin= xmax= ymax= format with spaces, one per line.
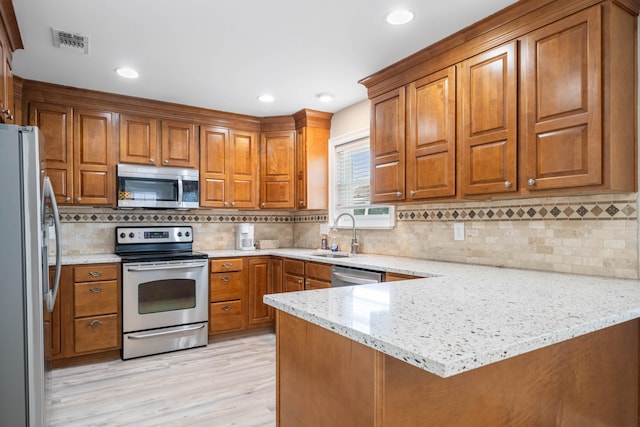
xmin=329 ymin=128 xmax=395 ymax=229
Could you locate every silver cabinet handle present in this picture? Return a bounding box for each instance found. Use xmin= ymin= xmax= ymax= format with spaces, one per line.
xmin=224 ymin=201 xmax=228 ymax=206
xmin=396 ymin=192 xmax=402 ymax=197
xmin=65 ymin=197 xmax=71 ymax=202
xmin=149 ymin=158 xmax=155 ymax=163
xmin=409 ymin=190 xmax=416 ymax=197
xmin=222 ymin=263 xmax=232 ymax=269
xmin=297 ymin=279 xmax=303 ymax=285
xmin=504 ymin=181 xmax=512 ymax=188
xmin=89 ymin=320 xmax=103 ymax=327
xmin=164 ymin=159 xmax=169 ymax=164
xmin=231 ymin=201 xmax=235 ymax=207
xmin=222 ymin=305 xmax=232 ymax=312
xmin=89 ymin=287 xmax=102 ymax=293
xmin=221 ymin=276 xmax=232 ymax=282
xmin=261 ymin=203 xmax=265 ymax=208
xmin=299 ymin=200 xmax=304 ymax=205
xmin=528 ymin=178 xmax=536 ymax=186
xmin=305 ymin=281 xmax=310 ymax=286
xmin=89 ymin=271 xmax=102 ymax=277
xmin=76 ymin=197 xmax=82 ymax=202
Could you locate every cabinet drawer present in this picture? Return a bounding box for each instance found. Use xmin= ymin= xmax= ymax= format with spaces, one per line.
xmin=210 ymin=258 xmax=243 ymax=273
xmin=74 ymin=314 xmax=119 ymax=354
xmin=74 ymin=264 xmax=118 ymax=282
xmin=284 ymin=259 xmax=305 ymax=276
xmin=284 ymin=273 xmax=304 ymax=293
xmin=210 ymin=271 xmax=243 ymax=302
xmin=74 ymin=280 xmax=118 ymax=317
xmin=305 ymin=262 xmax=332 ymax=282
xmin=305 ymin=278 xmax=331 ymax=291
xmin=210 ymin=300 xmax=244 ymax=333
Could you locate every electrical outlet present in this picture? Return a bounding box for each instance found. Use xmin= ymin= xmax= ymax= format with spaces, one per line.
xmin=454 ymin=222 xmax=465 ymax=241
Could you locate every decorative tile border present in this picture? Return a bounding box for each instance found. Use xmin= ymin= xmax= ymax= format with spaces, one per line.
xmin=56 ymin=208 xmax=295 ymax=224
xmin=56 ymin=197 xmax=637 ymax=224
xmin=397 ymin=199 xmax=637 ymax=221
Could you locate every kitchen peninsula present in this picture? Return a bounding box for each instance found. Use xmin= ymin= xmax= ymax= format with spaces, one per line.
xmin=264 ymin=260 xmax=640 ymax=426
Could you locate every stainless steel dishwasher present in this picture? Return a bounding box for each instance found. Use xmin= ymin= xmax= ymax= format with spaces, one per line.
xmin=331 ymin=265 xmax=384 ymax=287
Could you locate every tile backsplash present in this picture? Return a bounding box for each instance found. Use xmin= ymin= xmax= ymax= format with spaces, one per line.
xmin=57 ymin=193 xmax=639 ymax=279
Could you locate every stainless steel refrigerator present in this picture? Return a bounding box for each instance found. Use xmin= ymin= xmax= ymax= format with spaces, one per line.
xmin=0 ymin=124 xmax=61 ymax=426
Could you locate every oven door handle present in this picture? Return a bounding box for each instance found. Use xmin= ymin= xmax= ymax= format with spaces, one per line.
xmin=127 ymin=323 xmax=205 ymax=340
xmin=126 ymin=263 xmax=206 ymax=272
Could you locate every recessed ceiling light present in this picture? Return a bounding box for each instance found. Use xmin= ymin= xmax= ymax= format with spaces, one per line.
xmin=315 ymin=92 xmax=334 ymax=102
xmin=115 ymin=67 xmax=139 ymax=79
xmin=385 ymin=10 xmax=414 ymax=25
xmin=257 ymin=94 xmax=275 ymax=103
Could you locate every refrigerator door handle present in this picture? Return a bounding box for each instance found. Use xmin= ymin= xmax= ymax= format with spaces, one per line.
xmin=42 ymin=177 xmax=61 ymax=313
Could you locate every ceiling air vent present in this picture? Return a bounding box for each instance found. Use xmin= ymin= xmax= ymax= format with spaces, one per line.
xmin=51 ymin=28 xmax=89 ymax=54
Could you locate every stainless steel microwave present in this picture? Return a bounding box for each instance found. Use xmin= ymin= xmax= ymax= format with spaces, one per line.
xmin=117 ymin=164 xmax=199 ymax=209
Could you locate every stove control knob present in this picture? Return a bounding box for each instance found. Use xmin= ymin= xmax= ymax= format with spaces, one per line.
xmin=129 ymin=232 xmax=135 ymax=239
xmin=119 ymin=232 xmax=126 ymax=239
xmin=185 ymin=231 xmax=190 ymax=237
xmin=177 ymin=232 xmax=183 ymax=237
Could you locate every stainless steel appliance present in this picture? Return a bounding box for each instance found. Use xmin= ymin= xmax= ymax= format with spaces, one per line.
xmin=331 ymin=265 xmax=383 ymax=287
xmin=117 ymin=164 xmax=199 ymax=209
xmin=0 ymin=124 xmax=61 ymax=426
xmin=116 ymin=226 xmax=208 ymax=359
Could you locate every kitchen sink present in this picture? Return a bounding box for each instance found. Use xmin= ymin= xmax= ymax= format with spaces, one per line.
xmin=311 ymin=253 xmax=351 ymax=258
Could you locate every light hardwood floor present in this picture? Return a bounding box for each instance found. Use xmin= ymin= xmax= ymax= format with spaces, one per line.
xmin=46 ymin=332 xmax=276 ymax=426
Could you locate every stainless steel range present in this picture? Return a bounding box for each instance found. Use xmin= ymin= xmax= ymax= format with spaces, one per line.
xmin=115 ymin=225 xmax=208 ymax=359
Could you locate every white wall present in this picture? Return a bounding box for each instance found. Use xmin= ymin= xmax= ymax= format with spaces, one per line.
xmin=329 ymin=100 xmax=370 ymax=139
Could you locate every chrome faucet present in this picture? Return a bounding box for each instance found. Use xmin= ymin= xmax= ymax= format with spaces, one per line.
xmin=333 ymin=213 xmax=359 ymax=254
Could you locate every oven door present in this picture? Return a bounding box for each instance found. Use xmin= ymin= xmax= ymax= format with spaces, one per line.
xmin=122 ymin=259 xmax=208 ymax=333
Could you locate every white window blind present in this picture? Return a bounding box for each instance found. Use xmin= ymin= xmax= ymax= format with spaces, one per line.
xmin=329 ymin=131 xmax=395 ymax=229
xmin=335 ymin=142 xmax=370 ymax=209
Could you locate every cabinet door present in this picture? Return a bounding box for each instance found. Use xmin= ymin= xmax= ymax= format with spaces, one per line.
xmin=247 ymin=257 xmax=273 ymax=326
xmin=161 ymin=120 xmax=197 ymax=168
xmin=45 ymin=267 xmax=63 ymax=360
xmin=459 ymin=42 xmax=517 ymax=196
xmin=73 ymin=109 xmax=114 ymax=205
xmin=271 ymin=258 xmax=283 ymax=294
xmin=260 ymin=130 xmax=295 ymax=209
xmin=370 ymin=87 xmax=405 ymax=202
xmin=230 ymin=129 xmax=258 ymax=209
xmin=295 ymin=127 xmax=307 ymax=209
xmin=284 ymin=273 xmax=304 ymax=292
xmin=29 ymin=103 xmax=73 ymax=205
xmin=119 ymin=114 xmax=159 ymax=166
xmin=200 ymin=126 xmax=229 ymax=208
xmin=406 ymin=66 xmax=456 ymax=200
xmin=522 ymin=7 xmax=601 ymax=191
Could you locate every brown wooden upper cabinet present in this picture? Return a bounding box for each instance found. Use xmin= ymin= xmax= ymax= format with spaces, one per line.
xmin=459 ymin=42 xmax=517 ymax=196
xmin=406 ymin=66 xmax=456 ymax=200
xmin=260 ymin=130 xmax=296 ymax=209
xmin=370 ymin=87 xmax=406 ymax=203
xmin=200 ymin=126 xmax=258 ymax=209
xmin=29 ymin=102 xmax=73 ymax=205
xmin=364 ymin=0 xmax=637 ymax=202
xmin=119 ymin=114 xmax=158 ymax=166
xmin=30 ymin=103 xmax=114 ymax=205
xmin=119 ymin=117 xmax=197 ymax=169
xmin=293 ymin=109 xmax=332 ymax=210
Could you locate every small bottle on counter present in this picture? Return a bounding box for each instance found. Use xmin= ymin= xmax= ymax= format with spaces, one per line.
xmin=321 ymin=234 xmax=327 ymax=250
xmin=330 ymin=236 xmax=338 ymax=252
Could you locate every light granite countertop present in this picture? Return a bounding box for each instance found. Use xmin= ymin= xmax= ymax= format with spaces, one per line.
xmin=262 ymin=250 xmax=640 ymax=378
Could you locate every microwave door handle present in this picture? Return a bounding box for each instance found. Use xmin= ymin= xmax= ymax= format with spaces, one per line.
xmin=177 ymin=177 xmax=183 ymax=204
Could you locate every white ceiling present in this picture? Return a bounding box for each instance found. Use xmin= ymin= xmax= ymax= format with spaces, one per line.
xmin=12 ymin=0 xmax=518 ymax=117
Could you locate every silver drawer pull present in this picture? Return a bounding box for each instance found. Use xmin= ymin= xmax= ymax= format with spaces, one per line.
xmin=221 ymin=276 xmax=232 ymax=282
xmin=221 ymin=263 xmax=232 ymax=269
xmin=89 ymin=287 xmax=102 ymax=293
xmin=89 ymin=320 xmax=103 ymax=327
xmin=222 ymin=305 xmax=232 ymax=312
xmin=89 ymin=271 xmax=102 ymax=277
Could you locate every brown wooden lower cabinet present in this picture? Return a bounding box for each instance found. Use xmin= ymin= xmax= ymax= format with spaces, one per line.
xmin=276 ymin=311 xmax=638 ymax=426
xmin=384 ymin=272 xmax=421 ymax=282
xmin=48 ymin=263 xmax=122 ymax=368
xmin=209 ymin=258 xmax=246 ymax=334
